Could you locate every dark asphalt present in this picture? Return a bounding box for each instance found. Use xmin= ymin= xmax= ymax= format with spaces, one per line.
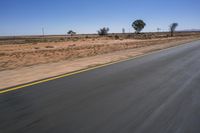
xmin=1 ymin=40 xmax=200 ymax=133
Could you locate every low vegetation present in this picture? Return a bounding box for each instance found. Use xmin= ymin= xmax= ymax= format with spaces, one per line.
xmin=98 ymin=27 xmax=110 ymax=36
xmin=67 ymin=30 xmax=76 ymax=36
xmin=0 ymin=31 xmax=200 ymax=71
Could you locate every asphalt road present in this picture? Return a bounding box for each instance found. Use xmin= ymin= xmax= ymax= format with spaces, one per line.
xmin=1 ymin=40 xmax=200 ymax=133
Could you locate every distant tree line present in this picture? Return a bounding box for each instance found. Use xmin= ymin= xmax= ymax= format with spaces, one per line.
xmin=68 ymin=19 xmax=178 ymax=37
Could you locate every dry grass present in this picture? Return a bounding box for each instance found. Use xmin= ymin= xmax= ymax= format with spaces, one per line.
xmin=0 ymin=33 xmax=200 ymax=71
xmin=0 ymin=35 xmax=200 ymax=89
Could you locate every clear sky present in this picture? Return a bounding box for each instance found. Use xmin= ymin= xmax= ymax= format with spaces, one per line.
xmin=0 ymin=0 xmax=200 ymax=36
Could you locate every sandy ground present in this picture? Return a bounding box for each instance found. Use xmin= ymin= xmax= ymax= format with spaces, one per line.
xmin=0 ymin=36 xmax=200 ymax=90
xmin=1 ymin=36 xmax=200 ymax=71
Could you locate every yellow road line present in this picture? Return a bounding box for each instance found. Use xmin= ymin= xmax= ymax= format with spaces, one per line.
xmin=0 ymin=57 xmax=137 ymax=94
xmin=0 ymin=41 xmax=195 ymax=94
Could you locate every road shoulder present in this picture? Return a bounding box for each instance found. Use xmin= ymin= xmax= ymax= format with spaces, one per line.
xmin=0 ymin=38 xmax=200 ymax=90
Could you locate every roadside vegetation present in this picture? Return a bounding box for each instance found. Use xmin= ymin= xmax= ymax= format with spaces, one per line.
xmin=170 ymin=23 xmax=178 ymax=37
xmin=0 ymin=20 xmax=184 ymax=45
xmin=98 ymin=27 xmax=110 ymax=36
xmin=132 ymin=19 xmax=146 ymax=33
xmin=67 ymin=30 xmax=76 ymax=36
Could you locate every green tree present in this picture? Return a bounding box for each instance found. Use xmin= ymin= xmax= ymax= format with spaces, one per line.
xmin=132 ymin=20 xmax=146 ymax=33
xmin=169 ymin=23 xmax=178 ymax=37
xmin=67 ymin=30 xmax=76 ymax=36
xmin=98 ymin=27 xmax=109 ymax=36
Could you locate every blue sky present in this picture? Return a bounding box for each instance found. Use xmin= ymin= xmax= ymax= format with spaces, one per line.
xmin=0 ymin=0 xmax=199 ymax=36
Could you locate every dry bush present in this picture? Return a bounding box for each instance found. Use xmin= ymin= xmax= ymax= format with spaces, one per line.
xmin=114 ymin=35 xmax=120 ymax=40
xmin=45 ymin=46 xmax=54 ymax=49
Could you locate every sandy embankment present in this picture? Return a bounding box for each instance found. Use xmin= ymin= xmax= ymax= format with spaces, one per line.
xmin=0 ymin=36 xmax=200 ymax=89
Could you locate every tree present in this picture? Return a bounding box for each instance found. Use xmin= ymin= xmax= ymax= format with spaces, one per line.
xmin=98 ymin=27 xmax=109 ymax=36
xmin=169 ymin=23 xmax=178 ymax=37
xmin=132 ymin=20 xmax=146 ymax=33
xmin=67 ymin=30 xmax=76 ymax=36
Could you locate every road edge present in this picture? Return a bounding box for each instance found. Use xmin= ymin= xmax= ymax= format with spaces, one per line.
xmin=1 ymin=39 xmax=200 ymax=94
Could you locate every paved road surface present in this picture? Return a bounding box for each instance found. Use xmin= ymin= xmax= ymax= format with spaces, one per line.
xmin=1 ymin=41 xmax=200 ymax=133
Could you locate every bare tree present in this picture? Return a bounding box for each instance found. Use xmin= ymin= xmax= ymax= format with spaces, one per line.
xmin=169 ymin=23 xmax=178 ymax=37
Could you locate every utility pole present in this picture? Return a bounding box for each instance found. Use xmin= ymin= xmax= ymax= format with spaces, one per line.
xmin=42 ymin=28 xmax=45 ymax=37
xmin=122 ymin=28 xmax=125 ymax=34
xmin=157 ymin=28 xmax=161 ymax=32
